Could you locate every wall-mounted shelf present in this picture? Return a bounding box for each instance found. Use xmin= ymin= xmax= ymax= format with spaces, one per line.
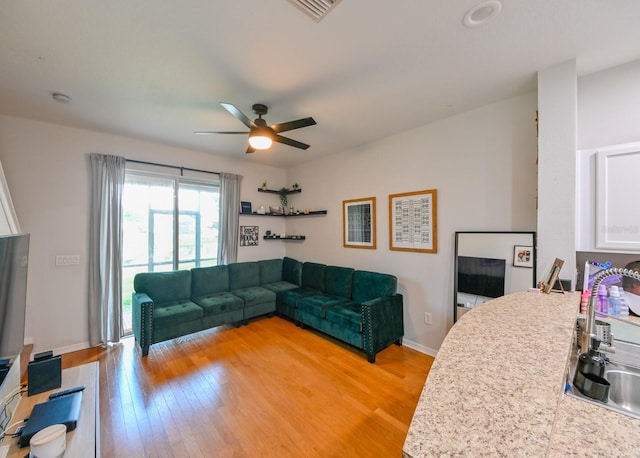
xmin=264 ymin=235 xmax=306 ymax=240
xmin=257 ymin=188 xmax=302 ymax=195
xmin=241 ymin=210 xmax=327 ymax=217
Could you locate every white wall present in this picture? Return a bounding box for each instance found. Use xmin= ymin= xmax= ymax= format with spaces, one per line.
xmin=0 ymin=114 xmax=286 ymax=354
xmin=286 ymin=93 xmax=538 ymax=354
xmin=536 ymin=60 xmax=577 ymax=289
xmin=576 ymin=59 xmax=640 ymax=252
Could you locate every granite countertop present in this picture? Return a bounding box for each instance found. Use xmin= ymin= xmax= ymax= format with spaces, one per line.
xmin=403 ymin=291 xmax=640 ymax=457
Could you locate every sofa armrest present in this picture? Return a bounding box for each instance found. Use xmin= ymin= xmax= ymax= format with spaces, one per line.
xmin=132 ymin=292 xmax=154 ymax=356
xmin=361 ymin=294 xmax=404 ymax=362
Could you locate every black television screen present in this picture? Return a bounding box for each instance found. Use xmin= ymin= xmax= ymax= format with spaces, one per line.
xmin=0 ymin=234 xmax=29 ymax=369
xmin=457 ymin=255 xmax=506 ymax=298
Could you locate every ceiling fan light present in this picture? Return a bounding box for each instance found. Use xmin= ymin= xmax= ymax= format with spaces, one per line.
xmin=248 ymin=134 xmax=272 ymax=150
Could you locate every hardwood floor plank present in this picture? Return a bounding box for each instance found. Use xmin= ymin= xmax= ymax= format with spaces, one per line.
xmin=62 ymin=316 xmax=433 ymax=457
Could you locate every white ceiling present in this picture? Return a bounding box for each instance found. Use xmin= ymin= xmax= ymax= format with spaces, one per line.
xmin=1 ymin=0 xmax=640 ymax=168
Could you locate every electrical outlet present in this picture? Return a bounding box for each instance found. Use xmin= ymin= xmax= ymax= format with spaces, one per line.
xmin=424 ymin=312 xmax=433 ymax=325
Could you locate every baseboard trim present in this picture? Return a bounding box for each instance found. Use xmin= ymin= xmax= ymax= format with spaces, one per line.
xmin=403 ymin=338 xmax=438 ymax=358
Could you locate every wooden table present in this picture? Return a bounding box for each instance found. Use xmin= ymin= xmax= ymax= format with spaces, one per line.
xmin=4 ymin=362 xmax=99 ymax=458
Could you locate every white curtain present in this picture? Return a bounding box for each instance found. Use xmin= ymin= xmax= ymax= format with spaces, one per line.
xmin=217 ymin=172 xmax=243 ymax=265
xmin=88 ymin=153 xmax=126 ymax=346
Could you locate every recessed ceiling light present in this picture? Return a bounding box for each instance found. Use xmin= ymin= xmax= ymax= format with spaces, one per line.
xmin=463 ymin=0 xmax=502 ymax=28
xmin=51 ymin=92 xmax=72 ymax=104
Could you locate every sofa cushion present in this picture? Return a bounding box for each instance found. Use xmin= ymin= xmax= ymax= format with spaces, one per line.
xmin=278 ymin=287 xmax=321 ymax=308
xmin=262 ymin=281 xmax=298 ymax=294
xmin=301 ymin=262 xmax=326 ymax=291
xmin=282 ymin=256 xmax=302 ymax=285
xmin=192 ymin=292 xmax=244 ymax=316
xmin=259 ymin=258 xmax=283 ymax=285
xmin=231 ymin=286 xmax=276 ymax=307
xmin=298 ymin=294 xmax=350 ymax=318
xmin=324 ymin=302 xmax=363 ymax=333
xmin=229 ymin=262 xmax=260 ymax=290
xmin=352 ymin=271 xmax=397 ymax=304
xmin=324 ymin=266 xmax=354 ymax=298
xmin=134 ymin=270 xmax=192 ymax=305
xmin=191 ymin=265 xmax=229 ymax=297
xmin=153 ymin=301 xmax=204 ymax=328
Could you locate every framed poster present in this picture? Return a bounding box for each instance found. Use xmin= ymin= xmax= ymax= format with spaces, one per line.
xmin=343 ymin=197 xmax=376 ymax=249
xmin=240 ymin=226 xmax=259 ymax=246
xmin=513 ymin=245 xmax=533 ymax=268
xmin=389 ymin=189 xmax=437 ymax=253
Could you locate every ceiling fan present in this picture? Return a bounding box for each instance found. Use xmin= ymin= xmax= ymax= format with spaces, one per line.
xmin=195 ymin=102 xmax=317 ymax=154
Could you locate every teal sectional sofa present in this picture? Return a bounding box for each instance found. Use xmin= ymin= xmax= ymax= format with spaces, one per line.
xmin=132 ymin=257 xmax=404 ymax=363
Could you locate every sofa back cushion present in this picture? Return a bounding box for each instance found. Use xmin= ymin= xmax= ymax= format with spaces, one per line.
xmin=191 ymin=265 xmax=229 ymax=297
xmin=324 ymin=266 xmax=354 ymax=298
xmin=282 ymin=257 xmax=302 ymax=285
xmin=301 ymin=262 xmax=326 ymax=291
xmin=134 ymin=270 xmax=192 ymax=304
xmin=352 ymin=270 xmax=397 ymax=303
xmin=259 ymin=258 xmax=283 ymax=285
xmin=228 ymin=261 xmax=259 ymax=290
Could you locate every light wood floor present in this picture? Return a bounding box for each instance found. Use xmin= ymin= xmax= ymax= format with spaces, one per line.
xmin=62 ymin=316 xmax=434 ymax=458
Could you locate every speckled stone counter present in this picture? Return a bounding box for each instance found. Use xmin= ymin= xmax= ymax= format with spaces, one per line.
xmin=403 ymin=291 xmax=640 ymax=457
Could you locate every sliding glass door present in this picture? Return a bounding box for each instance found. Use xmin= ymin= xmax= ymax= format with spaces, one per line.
xmin=121 ymin=172 xmax=219 ymax=335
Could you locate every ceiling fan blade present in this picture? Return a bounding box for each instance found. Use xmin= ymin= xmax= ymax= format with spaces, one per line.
xmin=270 ymin=117 xmax=316 ymax=134
xmin=245 ymin=145 xmax=256 ymax=154
xmin=272 ymin=134 xmax=310 ymax=150
xmin=220 ymin=102 xmax=255 ymax=129
xmin=194 ymin=131 xmax=248 ymax=135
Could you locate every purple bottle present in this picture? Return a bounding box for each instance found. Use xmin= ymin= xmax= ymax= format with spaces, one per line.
xmin=597 ymin=284 xmax=608 ymax=314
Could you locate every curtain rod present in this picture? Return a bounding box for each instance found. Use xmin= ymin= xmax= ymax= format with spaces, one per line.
xmin=126 ymin=159 xmax=221 ymax=176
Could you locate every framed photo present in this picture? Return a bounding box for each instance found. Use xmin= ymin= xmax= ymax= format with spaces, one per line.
xmin=240 ymin=226 xmax=259 ymax=246
xmin=343 ymin=197 xmax=376 ymax=249
xmin=513 ymin=245 xmax=533 ymax=268
xmin=240 ymin=201 xmax=252 ymax=214
xmin=541 ymin=258 xmax=565 ymax=294
xmin=389 ymin=189 xmax=437 ymax=253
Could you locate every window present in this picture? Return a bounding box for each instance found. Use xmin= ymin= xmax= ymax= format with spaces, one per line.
xmin=121 ymin=171 xmax=220 ymax=335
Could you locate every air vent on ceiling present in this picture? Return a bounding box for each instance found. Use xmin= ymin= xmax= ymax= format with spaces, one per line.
xmin=287 ymin=0 xmax=343 ymax=22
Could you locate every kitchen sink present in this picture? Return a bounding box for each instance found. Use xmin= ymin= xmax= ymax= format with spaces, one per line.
xmin=607 ymin=369 xmax=640 ymax=414
xmin=566 ymin=346 xmax=640 ymax=420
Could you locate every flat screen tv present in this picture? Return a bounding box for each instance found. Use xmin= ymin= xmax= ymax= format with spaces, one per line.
xmin=457 ymin=255 xmax=506 ymax=298
xmin=0 ymin=233 xmax=29 ymax=384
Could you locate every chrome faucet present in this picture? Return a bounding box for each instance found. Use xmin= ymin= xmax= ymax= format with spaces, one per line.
xmin=584 ymin=267 xmax=640 ymax=353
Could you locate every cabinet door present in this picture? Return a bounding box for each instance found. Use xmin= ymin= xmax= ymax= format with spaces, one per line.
xmin=596 ymin=147 xmax=640 ymax=250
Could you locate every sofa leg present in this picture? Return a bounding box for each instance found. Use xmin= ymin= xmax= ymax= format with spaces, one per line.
xmin=233 ymin=321 xmax=241 ymax=328
xmin=367 ymin=353 xmax=376 ymax=364
xmin=395 ymin=337 xmax=403 ymax=346
xmin=141 ymin=345 xmax=149 ymax=357
xmin=242 ymin=319 xmax=249 ymax=326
